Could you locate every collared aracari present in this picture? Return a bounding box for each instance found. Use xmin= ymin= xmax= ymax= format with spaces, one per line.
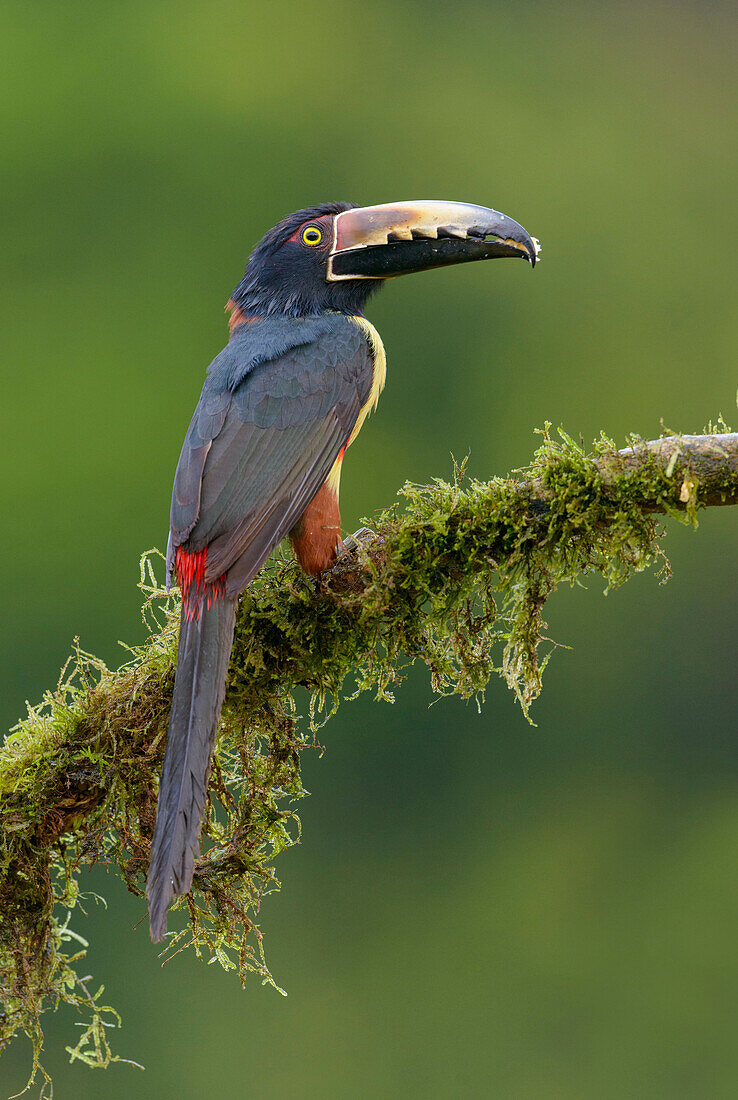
xmin=147 ymin=200 xmax=539 ymax=940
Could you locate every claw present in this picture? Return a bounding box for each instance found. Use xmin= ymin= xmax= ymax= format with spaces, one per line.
xmin=340 ymin=526 xmax=376 ymax=555
xmin=322 ymin=527 xmax=379 ymax=584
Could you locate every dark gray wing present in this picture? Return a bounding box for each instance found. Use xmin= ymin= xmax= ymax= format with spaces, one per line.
xmin=169 ymin=317 xmax=374 ymax=597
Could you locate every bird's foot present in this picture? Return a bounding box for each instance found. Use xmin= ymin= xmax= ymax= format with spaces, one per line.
xmin=339 ymin=526 xmax=377 ymax=557
xmin=312 ymin=525 xmax=380 ymax=594
xmin=319 ymin=527 xmax=380 ymax=589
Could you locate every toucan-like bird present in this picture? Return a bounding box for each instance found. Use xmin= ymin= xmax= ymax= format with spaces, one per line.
xmin=147 ymin=200 xmax=539 ymax=940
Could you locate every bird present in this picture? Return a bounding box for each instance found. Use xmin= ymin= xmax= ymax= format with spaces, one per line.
xmin=146 ymin=199 xmax=539 ymax=941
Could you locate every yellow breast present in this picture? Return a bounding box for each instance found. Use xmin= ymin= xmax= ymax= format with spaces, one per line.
xmin=324 ymin=315 xmax=387 ymax=497
xmin=347 ymin=315 xmax=387 ymax=447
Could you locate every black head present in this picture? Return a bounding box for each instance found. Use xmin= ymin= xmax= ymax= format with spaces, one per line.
xmin=231 ymin=200 xmax=539 ymax=319
xmin=231 ymin=202 xmax=380 ymax=318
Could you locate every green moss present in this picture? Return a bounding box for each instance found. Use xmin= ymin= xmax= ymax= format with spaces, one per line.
xmin=1 ymin=423 xmax=736 ymax=1090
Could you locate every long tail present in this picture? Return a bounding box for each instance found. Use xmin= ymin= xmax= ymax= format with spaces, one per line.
xmin=147 ymin=578 xmax=237 ymax=942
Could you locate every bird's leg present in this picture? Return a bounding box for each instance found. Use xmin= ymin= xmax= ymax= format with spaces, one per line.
xmin=315 ymin=527 xmax=379 ymax=591
xmin=339 ymin=526 xmax=377 ymax=556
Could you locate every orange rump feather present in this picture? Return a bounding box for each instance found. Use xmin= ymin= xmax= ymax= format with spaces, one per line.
xmin=289 ymin=480 xmax=342 ymax=575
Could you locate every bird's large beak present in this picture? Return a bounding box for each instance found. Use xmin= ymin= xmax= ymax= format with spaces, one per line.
xmin=327 ymin=200 xmax=540 ymax=281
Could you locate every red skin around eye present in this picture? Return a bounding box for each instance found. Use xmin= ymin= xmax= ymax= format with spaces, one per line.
xmin=286 ymin=214 xmax=333 ymax=244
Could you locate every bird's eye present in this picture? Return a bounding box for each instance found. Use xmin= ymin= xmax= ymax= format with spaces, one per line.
xmin=302 ymin=225 xmax=323 ymax=246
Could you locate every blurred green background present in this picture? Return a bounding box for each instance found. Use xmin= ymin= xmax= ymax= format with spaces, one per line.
xmin=2 ymin=0 xmax=737 ymax=1095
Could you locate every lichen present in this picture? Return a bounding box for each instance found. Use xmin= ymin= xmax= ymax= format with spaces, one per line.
xmin=1 ymin=423 xmax=736 ymax=1091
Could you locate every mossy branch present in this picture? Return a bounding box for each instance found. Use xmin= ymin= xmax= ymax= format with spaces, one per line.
xmin=2 ymin=423 xmax=737 ymax=1089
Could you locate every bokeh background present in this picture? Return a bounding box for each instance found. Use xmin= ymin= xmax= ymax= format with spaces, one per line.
xmin=2 ymin=1 xmax=737 ymax=1095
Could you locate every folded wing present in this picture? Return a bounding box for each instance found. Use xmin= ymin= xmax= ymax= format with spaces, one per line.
xmin=169 ymin=317 xmax=375 ymax=597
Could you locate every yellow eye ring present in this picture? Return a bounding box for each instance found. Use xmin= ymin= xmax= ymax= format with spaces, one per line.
xmin=302 ymin=225 xmax=323 ymax=246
